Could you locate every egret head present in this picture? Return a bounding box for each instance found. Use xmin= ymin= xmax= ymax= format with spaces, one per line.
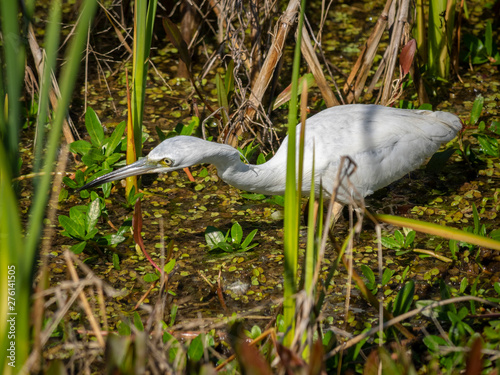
xmin=78 ymin=136 xmax=210 ymax=191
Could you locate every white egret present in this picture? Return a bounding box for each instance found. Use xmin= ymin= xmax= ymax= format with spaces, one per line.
xmin=79 ymin=104 xmax=461 ymax=202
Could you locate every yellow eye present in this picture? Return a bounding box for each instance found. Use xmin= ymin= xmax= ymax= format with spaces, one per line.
xmin=162 ymin=158 xmax=173 ymax=166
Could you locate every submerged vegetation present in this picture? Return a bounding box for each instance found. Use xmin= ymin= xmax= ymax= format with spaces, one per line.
xmin=1 ymin=0 xmax=500 ymax=373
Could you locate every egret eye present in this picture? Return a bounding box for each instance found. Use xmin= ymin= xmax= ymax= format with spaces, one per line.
xmin=162 ymin=158 xmax=173 ymax=167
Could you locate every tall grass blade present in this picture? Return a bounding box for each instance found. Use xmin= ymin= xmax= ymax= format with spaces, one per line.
xmin=0 ymin=144 xmax=27 ymax=373
xmin=283 ymin=0 xmax=306 ymax=347
xmin=376 ymin=214 xmax=500 ymax=250
xmin=128 ymin=0 xmax=158 ymax=195
xmin=0 ymin=0 xmax=26 ymax=178
xmin=33 ymin=1 xmax=61 ymax=176
xmin=25 ymin=0 xmax=98 ymax=283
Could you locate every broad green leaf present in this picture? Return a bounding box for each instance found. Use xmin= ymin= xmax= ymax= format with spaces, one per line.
xmin=485 ymin=21 xmax=492 ymax=56
xmin=156 ymin=126 xmax=167 ymax=141
xmin=239 ymin=243 xmax=258 ymax=252
xmin=187 ymin=335 xmax=204 ymax=361
xmin=381 ymin=236 xmax=401 ymax=249
xmin=217 ymin=242 xmax=234 ymax=253
xmin=104 ymin=121 xmax=126 ymax=156
xmin=423 ymin=335 xmax=448 ymax=351
xmin=205 ymin=226 xmax=225 ymax=249
xmin=84 ymin=228 xmax=98 ymax=240
xmin=231 ymin=222 xmax=243 ymax=244
xmin=144 ymin=273 xmax=159 ymax=282
xmin=381 ymin=268 xmax=395 ymax=286
xmin=70 ymin=241 xmax=87 ymax=254
xmin=133 ymin=312 xmax=144 ymax=331
xmin=105 ymin=152 xmax=123 ymax=166
xmin=162 ymin=17 xmax=191 ymax=68
xmin=59 ymin=215 xmax=85 ymax=239
xmin=112 ymin=253 xmax=120 ymax=270
xmin=470 ymin=96 xmax=484 ymax=125
xmin=118 ymin=322 xmax=131 ymax=336
xmin=394 ymin=230 xmax=404 ymax=245
xmin=477 ymin=135 xmax=498 ymax=156
xmin=360 ymin=264 xmax=375 ymax=288
xmin=86 ymin=198 xmax=101 ymax=233
xmin=426 ymin=147 xmax=457 ymax=173
xmin=69 ymin=139 xmax=92 ymax=155
xmin=392 ymin=280 xmax=415 ymax=316
xmin=241 ymin=229 xmax=258 ymax=249
xmin=85 ymin=107 xmax=105 ymax=147
xmin=164 ymin=259 xmax=176 ymax=273
xmin=405 ymin=230 xmax=416 ymax=247
xmin=63 ymin=176 xmax=78 ymax=189
xmin=81 ymin=148 xmax=106 ymax=166
xmin=109 ymin=234 xmax=126 ymax=245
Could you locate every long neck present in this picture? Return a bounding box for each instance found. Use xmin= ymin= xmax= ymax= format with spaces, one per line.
xmin=204 ymin=143 xmax=287 ymax=196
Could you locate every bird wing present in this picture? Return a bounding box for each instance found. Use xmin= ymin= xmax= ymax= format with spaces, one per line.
xmin=300 ymin=105 xmax=461 ymax=200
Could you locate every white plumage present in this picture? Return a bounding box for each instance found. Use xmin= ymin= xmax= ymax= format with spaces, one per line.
xmin=80 ymin=104 xmax=461 ymax=203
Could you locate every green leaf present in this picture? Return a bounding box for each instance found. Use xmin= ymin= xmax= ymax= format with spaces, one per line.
xmin=162 ymin=17 xmax=191 ymax=68
xmin=360 ymin=264 xmax=376 ymax=289
xmin=405 ymin=230 xmax=416 ymax=247
xmin=426 ymin=147 xmax=457 ymax=173
xmin=392 ymin=280 xmax=414 ymax=316
xmin=217 ymin=242 xmax=235 ymax=253
xmin=490 ymin=121 xmax=500 ymax=136
xmin=84 ymin=228 xmax=98 ymax=240
xmin=257 ymin=153 xmax=267 ymax=165
xmin=470 ymin=96 xmax=484 ymax=125
xmin=104 ymin=121 xmax=126 ymax=156
xmin=225 ymin=59 xmax=235 ymax=99
xmin=117 ymin=321 xmax=131 ymax=336
xmin=381 ymin=268 xmax=395 ymax=286
xmin=423 ymin=335 xmax=448 ymax=351
xmin=231 ymin=222 xmax=243 ymax=244
xmin=164 ymin=259 xmax=176 ymax=273
xmin=485 ymin=21 xmax=493 ymax=57
xmin=81 ymin=148 xmax=106 ymax=167
xmin=205 ymin=226 xmax=225 ymax=250
xmin=112 ymin=253 xmax=120 ymax=270
xmin=241 ymin=229 xmax=258 ymax=249
xmin=86 ymin=198 xmax=101 ymax=233
xmin=59 ymin=215 xmax=85 ymax=239
xmin=394 ymin=230 xmax=404 ymax=245
xmin=381 ymin=236 xmax=401 ymax=250
xmin=85 ymin=107 xmax=105 ymax=147
xmin=105 ymin=152 xmax=123 ymax=166
xmin=155 ymin=126 xmax=166 ymax=141
xmin=69 ymin=139 xmax=92 ymax=155
xmin=63 ymin=176 xmax=78 ymax=189
xmin=133 ymin=312 xmax=144 ymax=331
xmin=187 ymin=335 xmax=204 ymax=361
xmin=239 ymin=243 xmax=258 ymax=252
xmin=477 ymin=135 xmax=498 ymax=156
xmin=70 ymin=241 xmax=87 ymax=254
xmin=144 ymin=273 xmax=159 ymax=282
xmin=494 ymin=282 xmax=500 ymax=295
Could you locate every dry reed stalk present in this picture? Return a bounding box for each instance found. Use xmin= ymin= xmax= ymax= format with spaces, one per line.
xmin=27 ymin=25 xmax=78 ymax=147
xmin=380 ymin=0 xmax=411 ymax=104
xmin=343 ymin=0 xmax=394 ymax=103
xmin=300 ymin=26 xmax=339 ymax=107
